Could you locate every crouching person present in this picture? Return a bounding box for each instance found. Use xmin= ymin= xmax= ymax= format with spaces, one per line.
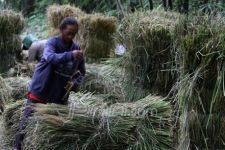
xmin=14 ymin=17 xmax=85 ymax=150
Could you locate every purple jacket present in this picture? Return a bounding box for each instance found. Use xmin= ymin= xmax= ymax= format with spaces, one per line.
xmin=29 ymin=36 xmax=85 ymax=104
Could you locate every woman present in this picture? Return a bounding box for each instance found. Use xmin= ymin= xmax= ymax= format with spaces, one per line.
xmin=14 ymin=17 xmax=85 ymax=150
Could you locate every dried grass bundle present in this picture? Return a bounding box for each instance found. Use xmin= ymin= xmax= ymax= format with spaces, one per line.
xmin=78 ymin=14 xmax=117 ymax=62
xmin=47 ymin=4 xmax=85 ymax=29
xmin=6 ymin=63 xmax=35 ymax=77
xmin=0 ymin=34 xmax=22 ymax=73
xmin=0 ymin=35 xmax=21 ymax=53
xmin=0 ymin=76 xmax=30 ymax=104
xmin=2 ymin=100 xmax=25 ymax=146
xmin=0 ymin=9 xmax=25 ymax=35
xmin=21 ymin=93 xmax=172 ymax=150
xmin=115 ymin=10 xmax=181 ymax=95
xmin=83 ymin=63 xmax=148 ymax=102
xmin=175 ymin=14 xmax=225 ymax=149
xmin=0 ymin=76 xmax=12 ymax=107
xmin=4 ymin=77 xmax=30 ymax=100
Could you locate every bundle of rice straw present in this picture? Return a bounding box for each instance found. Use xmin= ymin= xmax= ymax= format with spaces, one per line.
xmin=20 ymin=92 xmax=172 ymax=150
xmin=4 ymin=77 xmax=30 ymax=100
xmin=0 ymin=9 xmax=24 ymax=73
xmin=0 ymin=80 xmax=5 ymax=113
xmin=0 ymin=35 xmax=21 ymax=53
xmin=0 ymin=10 xmax=25 ymax=35
xmin=175 ymin=14 xmax=225 ymax=149
xmin=115 ymin=10 xmax=180 ymax=96
xmin=0 ymin=76 xmax=30 ymax=104
xmin=78 ymin=14 xmax=117 ymax=62
xmin=188 ymin=111 xmax=225 ymax=149
xmin=2 ymin=100 xmax=25 ymax=146
xmin=47 ymin=4 xmax=85 ymax=30
xmin=0 ymin=54 xmax=18 ymax=73
xmin=0 ymin=76 xmax=11 ymax=111
xmin=83 ymin=63 xmax=148 ymax=102
xmin=6 ymin=63 xmax=35 ymax=77
xmin=46 ymin=5 xmax=117 ymax=62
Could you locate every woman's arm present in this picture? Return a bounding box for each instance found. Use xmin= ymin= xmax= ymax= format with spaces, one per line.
xmin=43 ymin=39 xmax=74 ymax=64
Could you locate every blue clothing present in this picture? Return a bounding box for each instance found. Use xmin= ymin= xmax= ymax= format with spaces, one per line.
xmin=29 ymin=36 xmax=85 ymax=104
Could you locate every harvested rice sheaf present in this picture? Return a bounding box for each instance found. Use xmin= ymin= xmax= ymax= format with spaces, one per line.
xmin=175 ymin=15 xmax=225 ymax=149
xmin=0 ymin=76 xmax=11 ymax=107
xmin=116 ymin=10 xmax=181 ymax=95
xmin=0 ymin=34 xmax=22 ymax=73
xmin=83 ymin=64 xmax=148 ymax=102
xmin=0 ymin=76 xmax=30 ymax=104
xmin=188 ymin=111 xmax=225 ymax=149
xmin=6 ymin=63 xmax=35 ymax=77
xmin=22 ymin=93 xmax=172 ymax=150
xmin=0 ymin=35 xmax=22 ymax=53
xmin=175 ymin=15 xmax=225 ymax=113
xmin=4 ymin=76 xmax=30 ymax=100
xmin=47 ymin=4 xmax=85 ymax=29
xmin=0 ymin=9 xmax=25 ymax=35
xmin=2 ymin=100 xmax=25 ymax=146
xmin=78 ymin=14 xmax=117 ymax=62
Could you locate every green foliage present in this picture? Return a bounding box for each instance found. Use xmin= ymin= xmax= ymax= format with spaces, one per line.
xmin=24 ymin=14 xmax=49 ymax=39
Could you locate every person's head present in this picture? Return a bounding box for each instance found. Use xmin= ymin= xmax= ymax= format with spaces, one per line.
xmin=59 ymin=17 xmax=79 ymax=43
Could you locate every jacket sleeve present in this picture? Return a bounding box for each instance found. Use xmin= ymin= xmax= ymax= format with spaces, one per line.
xmin=43 ymin=39 xmax=73 ymax=64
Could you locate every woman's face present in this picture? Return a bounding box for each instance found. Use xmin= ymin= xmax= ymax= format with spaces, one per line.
xmin=61 ymin=25 xmax=78 ymax=43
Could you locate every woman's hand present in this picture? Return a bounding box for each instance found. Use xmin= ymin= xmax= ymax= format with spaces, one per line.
xmin=72 ymin=50 xmax=83 ymax=60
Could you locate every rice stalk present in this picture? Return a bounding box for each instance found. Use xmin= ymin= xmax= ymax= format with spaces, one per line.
xmin=78 ymin=14 xmax=117 ymax=62
xmin=0 ymin=9 xmax=25 ymax=35
xmin=2 ymin=100 xmax=25 ymax=146
xmin=175 ymin=14 xmax=225 ymax=149
xmin=114 ymin=9 xmax=181 ymax=95
xmin=47 ymin=4 xmax=85 ymax=29
xmin=22 ymin=93 xmax=172 ymax=150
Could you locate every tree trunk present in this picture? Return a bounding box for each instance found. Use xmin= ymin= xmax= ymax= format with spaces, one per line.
xmin=168 ymin=0 xmax=173 ymax=10
xmin=22 ymin=0 xmax=35 ymax=16
xmin=149 ymin=0 xmax=154 ymax=10
xmin=162 ymin=0 xmax=167 ymax=10
xmin=139 ymin=0 xmax=143 ymax=8
xmin=183 ymin=0 xmax=189 ymax=14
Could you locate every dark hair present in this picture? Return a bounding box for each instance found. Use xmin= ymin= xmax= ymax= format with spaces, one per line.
xmin=59 ymin=17 xmax=79 ymax=30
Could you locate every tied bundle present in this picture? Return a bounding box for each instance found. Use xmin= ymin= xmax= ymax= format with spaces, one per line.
xmin=0 ymin=9 xmax=25 ymax=73
xmin=175 ymin=14 xmax=225 ymax=149
xmin=115 ymin=10 xmax=181 ymax=95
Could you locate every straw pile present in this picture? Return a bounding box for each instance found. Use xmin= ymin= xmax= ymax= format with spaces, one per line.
xmin=6 ymin=63 xmax=35 ymax=77
xmin=47 ymin=5 xmax=117 ymax=62
xmin=0 ymin=10 xmax=25 ymax=35
xmin=4 ymin=77 xmax=30 ymax=100
xmin=0 ymin=76 xmax=8 ymax=113
xmin=115 ymin=10 xmax=180 ymax=95
xmin=175 ymin=15 xmax=225 ymax=149
xmin=0 ymin=76 xmax=11 ymax=109
xmin=83 ymin=63 xmax=149 ymax=102
xmin=47 ymin=4 xmax=85 ymax=29
xmin=0 ymin=35 xmax=22 ymax=54
xmin=0 ymin=76 xmax=30 ymax=104
xmin=20 ymin=92 xmax=172 ymax=150
xmin=0 ymin=9 xmax=24 ymax=73
xmin=78 ymin=14 xmax=117 ymax=62
xmin=83 ymin=64 xmax=123 ymax=100
xmin=2 ymin=100 xmax=25 ymax=146
xmin=46 ymin=4 xmax=85 ymax=37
